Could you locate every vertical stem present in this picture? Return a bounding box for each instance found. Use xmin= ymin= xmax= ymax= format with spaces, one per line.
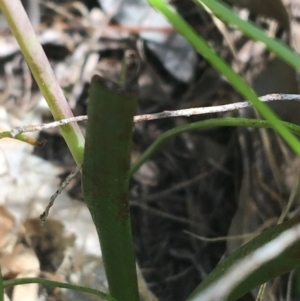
xmin=82 ymin=75 xmax=139 ymax=301
xmin=0 ymin=266 xmax=3 ymax=301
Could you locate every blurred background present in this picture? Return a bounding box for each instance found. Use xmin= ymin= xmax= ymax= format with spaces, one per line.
xmin=1 ymin=0 xmax=300 ymax=300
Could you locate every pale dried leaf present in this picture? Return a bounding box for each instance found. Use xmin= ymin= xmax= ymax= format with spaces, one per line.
xmin=0 ymin=243 xmax=40 ymax=277
xmin=12 ymin=271 xmax=39 ymax=301
xmin=0 ymin=205 xmax=16 ymax=250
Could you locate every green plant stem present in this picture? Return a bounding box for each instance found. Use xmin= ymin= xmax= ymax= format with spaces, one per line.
xmin=146 ymin=0 xmax=300 ymax=155
xmin=3 ymin=277 xmax=117 ymax=301
xmin=0 ymin=266 xmax=3 ymax=301
xmin=0 ymin=0 xmax=85 ymax=166
xmin=0 ymin=131 xmax=44 ymax=147
xmin=130 ymin=117 xmax=300 ymax=177
xmin=82 ymin=75 xmax=139 ymax=301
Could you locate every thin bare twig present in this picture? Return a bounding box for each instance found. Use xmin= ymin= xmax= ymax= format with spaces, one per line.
xmin=9 ymin=93 xmax=300 ymax=136
xmin=135 ymin=93 xmax=300 ymax=121
xmin=10 ymin=116 xmax=88 ymax=137
xmin=40 ymin=164 xmax=81 ymax=222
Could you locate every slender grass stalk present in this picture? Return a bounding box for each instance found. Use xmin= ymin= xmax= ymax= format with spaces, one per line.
xmin=130 ymin=117 xmax=300 ymax=176
xmin=82 ymin=75 xmax=139 ymax=301
xmin=195 ymin=0 xmax=300 ymax=70
xmin=3 ymin=277 xmax=117 ymax=301
xmin=0 ymin=0 xmax=85 ymax=165
xmin=0 ymin=266 xmax=3 ymax=301
xmin=0 ymin=131 xmax=44 ymax=147
xmin=147 ymin=0 xmax=300 ymax=155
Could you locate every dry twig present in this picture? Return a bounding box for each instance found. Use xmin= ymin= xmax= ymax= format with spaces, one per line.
xmin=9 ymin=93 xmax=300 ymax=137
xmin=40 ymin=164 xmax=81 ymax=222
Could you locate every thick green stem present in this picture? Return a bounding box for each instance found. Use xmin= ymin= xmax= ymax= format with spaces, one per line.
xmin=82 ymin=75 xmax=139 ymax=301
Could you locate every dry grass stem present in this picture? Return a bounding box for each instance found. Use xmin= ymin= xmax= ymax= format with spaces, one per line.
xmin=40 ymin=164 xmax=82 ymax=223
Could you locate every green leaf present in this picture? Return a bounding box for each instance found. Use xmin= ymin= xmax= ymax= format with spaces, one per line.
xmin=147 ymin=0 xmax=300 ymax=155
xmin=186 ymin=216 xmax=300 ymax=301
xmin=195 ymin=0 xmax=300 ymax=70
